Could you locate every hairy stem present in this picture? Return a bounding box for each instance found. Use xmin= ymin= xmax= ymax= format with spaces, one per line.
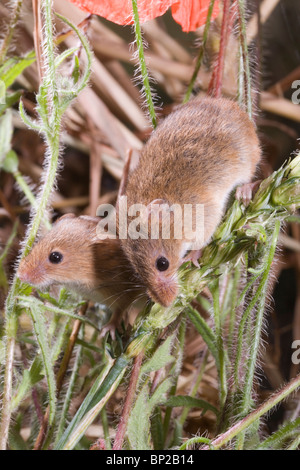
xmin=236 ymin=220 xmax=281 ymax=449
xmin=1 ymin=0 xmax=62 ymax=449
xmin=113 ymin=352 xmax=144 ymax=450
xmin=178 ymin=349 xmax=209 ymax=427
xmin=183 ymin=0 xmax=216 ymax=103
xmin=257 ymin=416 xmax=300 ymax=450
xmin=213 ymin=278 xmax=228 ymax=415
xmin=0 ymin=326 xmax=17 ymax=449
xmin=13 ymin=170 xmax=51 ymax=231
xmin=131 ymin=0 xmax=157 ymax=128
xmin=163 ymin=320 xmax=186 ymax=447
xmin=237 ymin=0 xmax=253 ymax=119
xmin=208 ymin=0 xmax=231 ymax=98
xmin=34 ymin=303 xmax=88 ymax=450
xmin=203 ymin=373 xmax=300 ymax=450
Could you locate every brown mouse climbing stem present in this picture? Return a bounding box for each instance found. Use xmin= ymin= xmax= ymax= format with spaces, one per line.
xmin=119 ymin=96 xmax=261 ymax=307
xmin=18 ymin=215 xmax=146 ymax=334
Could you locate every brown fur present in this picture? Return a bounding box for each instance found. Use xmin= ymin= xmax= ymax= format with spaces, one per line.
xmin=17 ymin=214 xmax=145 ymax=313
xmin=120 ymin=96 xmax=261 ymax=306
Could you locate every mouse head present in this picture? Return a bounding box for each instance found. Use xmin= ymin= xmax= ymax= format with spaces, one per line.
xmin=121 ymin=236 xmax=185 ymax=308
xmin=17 ymin=214 xmax=99 ymax=289
xmin=119 ymin=199 xmax=189 ymax=307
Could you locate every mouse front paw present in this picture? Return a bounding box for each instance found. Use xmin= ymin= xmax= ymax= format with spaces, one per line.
xmin=182 ymin=249 xmax=203 ymax=268
xmin=99 ymin=309 xmax=124 ymax=340
xmin=235 ymin=180 xmax=261 ymax=206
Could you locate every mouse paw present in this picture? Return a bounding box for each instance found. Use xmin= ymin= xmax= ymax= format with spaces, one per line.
xmin=235 ymin=180 xmax=261 ymax=206
xmin=182 ymin=249 xmax=203 ymax=268
xmin=100 ymin=309 xmax=123 ymax=340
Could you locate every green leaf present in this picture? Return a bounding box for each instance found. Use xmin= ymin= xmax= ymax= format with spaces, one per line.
xmin=0 ymin=108 xmax=13 ymax=166
xmin=29 ymin=303 xmax=57 ymax=428
xmin=0 ymin=340 xmax=5 ymax=366
xmin=54 ymin=13 xmax=92 ymax=95
xmin=272 ymin=176 xmax=300 ymax=208
xmin=0 ymin=90 xmax=22 ymax=117
xmin=55 ymin=330 xmax=84 ymax=444
xmin=150 ymin=407 xmax=164 ymax=450
xmin=179 ymin=436 xmax=213 ymax=450
xmin=141 ymin=332 xmax=175 ymax=375
xmin=8 ymin=414 xmax=29 ymax=450
xmin=11 ymin=356 xmax=44 ymax=411
xmin=54 ymin=47 xmax=79 ymax=69
xmin=72 ymin=55 xmax=80 ymax=84
xmin=55 ymin=354 xmax=128 ymax=450
xmin=0 ymin=51 xmax=35 ymax=88
xmin=245 ymin=223 xmax=267 ymax=243
xmin=128 ymin=377 xmax=173 ymax=450
xmin=18 ymin=295 xmax=99 ymax=330
xmin=127 ymin=382 xmax=152 ymax=450
xmin=0 ymin=80 xmax=5 ymax=106
xmin=187 ymin=306 xmax=218 ymax=362
xmin=50 ymin=316 xmax=70 ymax=364
xmin=165 ymin=395 xmax=219 ymax=417
xmin=35 ymin=82 xmax=50 ymax=127
xmin=255 ymin=416 xmax=300 ymax=450
xmin=2 ymin=149 xmax=18 ymax=173
xmin=149 ymin=377 xmax=173 ymax=409
xmin=19 ymin=99 xmax=42 ymax=132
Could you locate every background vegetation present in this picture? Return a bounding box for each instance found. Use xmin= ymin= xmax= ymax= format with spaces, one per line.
xmin=0 ymin=0 xmax=300 ymax=450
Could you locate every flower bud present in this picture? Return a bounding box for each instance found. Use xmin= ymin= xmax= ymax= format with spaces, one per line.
xmin=287 ymin=153 xmax=300 ymax=178
xmin=271 ymin=177 xmax=300 ymax=208
xmin=125 ymin=331 xmax=153 ymax=358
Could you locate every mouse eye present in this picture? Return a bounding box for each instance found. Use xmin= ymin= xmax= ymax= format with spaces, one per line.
xmin=49 ymin=251 xmax=63 ymax=264
xmin=156 ymin=256 xmax=169 ymax=272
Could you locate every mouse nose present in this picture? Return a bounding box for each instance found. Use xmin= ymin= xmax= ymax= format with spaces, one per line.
xmin=17 ymin=265 xmax=32 ymax=284
xmin=148 ymin=280 xmax=178 ymax=307
xmin=17 ymin=262 xmax=44 ymax=286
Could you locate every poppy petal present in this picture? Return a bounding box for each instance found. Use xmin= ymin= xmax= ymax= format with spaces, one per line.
xmin=171 ymin=0 xmax=220 ymax=32
xmin=67 ymin=0 xmax=177 ymax=25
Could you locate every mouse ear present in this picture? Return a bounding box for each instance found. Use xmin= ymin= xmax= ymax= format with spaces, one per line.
xmin=118 ymin=148 xmax=133 ymax=199
xmin=55 ymin=213 xmax=76 ymax=224
xmin=146 ymin=199 xmax=177 ymax=235
xmin=147 ymin=199 xmax=170 ymax=219
xmin=79 ymin=215 xmax=101 ymax=223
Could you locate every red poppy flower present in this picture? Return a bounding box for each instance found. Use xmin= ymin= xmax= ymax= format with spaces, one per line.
xmin=67 ymin=0 xmax=220 ymax=32
xmin=171 ymin=0 xmax=220 ymax=32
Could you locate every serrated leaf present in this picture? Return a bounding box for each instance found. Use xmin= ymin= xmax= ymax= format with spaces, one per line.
xmin=141 ymin=332 xmax=175 ymax=375
xmin=128 ymin=377 xmax=173 ymax=450
xmin=127 ymin=382 xmax=152 ymax=450
xmin=165 ymin=395 xmax=219 ymax=416
xmin=150 ymin=407 xmax=164 ymax=450
xmin=149 ymin=377 xmax=173 ymax=409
